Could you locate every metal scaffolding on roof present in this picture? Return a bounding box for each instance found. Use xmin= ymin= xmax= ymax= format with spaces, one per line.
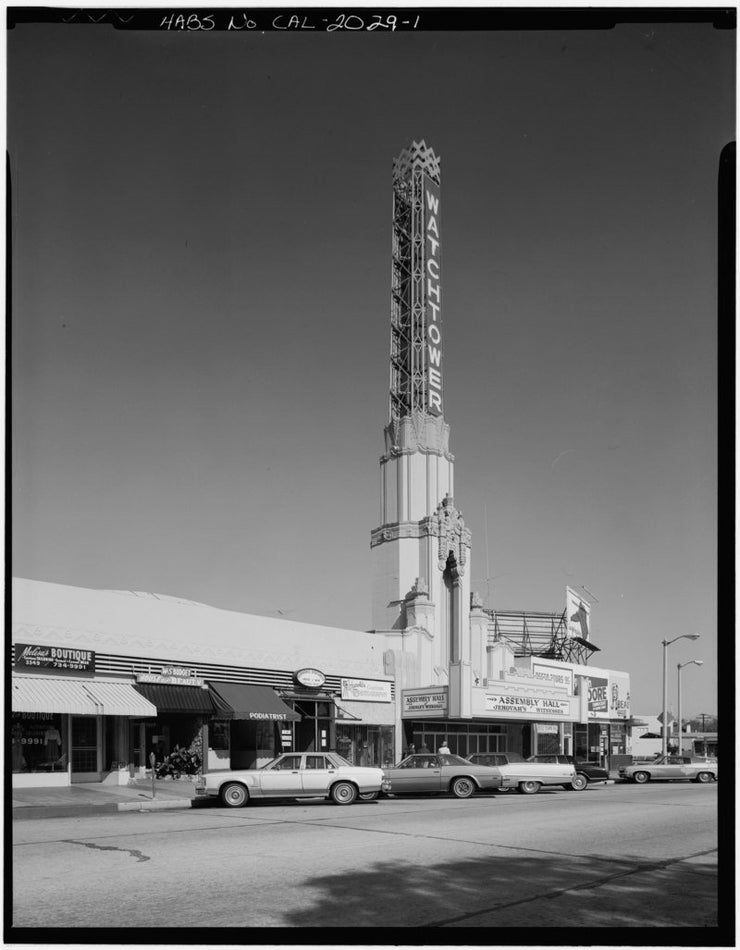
xmin=485 ymin=609 xmax=600 ymax=665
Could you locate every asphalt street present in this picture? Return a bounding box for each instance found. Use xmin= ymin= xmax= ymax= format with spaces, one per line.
xmin=11 ymin=781 xmax=719 ymax=934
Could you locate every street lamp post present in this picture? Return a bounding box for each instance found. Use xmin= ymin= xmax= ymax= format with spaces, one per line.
xmin=676 ymin=660 xmax=703 ymax=756
xmin=661 ymin=635 xmax=700 ymax=756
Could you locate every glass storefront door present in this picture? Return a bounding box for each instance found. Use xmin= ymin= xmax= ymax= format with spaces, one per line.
xmin=71 ymin=716 xmax=101 ymax=782
xmin=291 ymin=700 xmax=332 ymax=753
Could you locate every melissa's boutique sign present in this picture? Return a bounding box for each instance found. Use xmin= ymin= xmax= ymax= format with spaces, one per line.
xmin=15 ymin=643 xmax=96 ymax=673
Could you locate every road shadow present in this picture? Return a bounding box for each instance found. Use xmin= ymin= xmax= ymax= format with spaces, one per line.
xmin=277 ymin=848 xmax=720 ymax=933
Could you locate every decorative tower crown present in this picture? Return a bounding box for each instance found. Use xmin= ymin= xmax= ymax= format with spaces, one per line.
xmin=392 ymin=140 xmax=441 ymax=184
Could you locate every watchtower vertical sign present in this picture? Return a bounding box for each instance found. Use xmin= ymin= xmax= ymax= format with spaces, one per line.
xmin=390 ymin=141 xmax=444 ymax=422
xmin=423 ymin=174 xmax=443 ymax=415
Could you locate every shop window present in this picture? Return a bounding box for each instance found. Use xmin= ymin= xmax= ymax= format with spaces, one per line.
xmin=12 ymin=713 xmax=67 ymax=773
xmin=210 ymin=719 xmax=230 ymax=751
xmin=335 ymin=725 xmax=394 ymax=767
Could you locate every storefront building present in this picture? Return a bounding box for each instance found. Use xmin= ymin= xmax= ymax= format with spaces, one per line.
xmin=11 ymin=578 xmax=395 ymax=788
xmin=12 ymin=143 xmax=634 ymax=790
xmin=395 ymin=636 xmax=630 ymax=767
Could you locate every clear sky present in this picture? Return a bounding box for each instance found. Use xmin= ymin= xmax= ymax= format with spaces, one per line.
xmin=9 ymin=9 xmax=733 ymax=720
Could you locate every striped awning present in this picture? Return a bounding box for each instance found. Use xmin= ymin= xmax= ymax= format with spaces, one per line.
xmin=334 ymin=699 xmax=396 ymax=725
xmin=12 ymin=675 xmax=157 ymax=717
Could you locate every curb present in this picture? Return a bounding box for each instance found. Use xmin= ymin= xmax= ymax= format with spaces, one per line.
xmin=118 ymin=799 xmax=194 ymax=813
xmin=13 ymin=799 xmax=194 ymax=821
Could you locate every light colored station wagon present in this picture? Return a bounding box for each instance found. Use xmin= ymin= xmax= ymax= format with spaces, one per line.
xmin=619 ymin=754 xmax=718 ymax=784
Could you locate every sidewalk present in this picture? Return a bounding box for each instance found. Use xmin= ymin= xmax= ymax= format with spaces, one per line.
xmin=12 ymin=776 xmax=200 ymax=821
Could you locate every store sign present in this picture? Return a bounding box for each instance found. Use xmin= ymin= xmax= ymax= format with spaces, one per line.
xmin=485 ymin=694 xmax=572 ymax=718
xmin=531 ymin=663 xmax=573 ymax=692
xmin=608 ymin=673 xmax=631 ymax=719
xmin=341 ymin=678 xmax=392 ymax=703
xmin=402 ymin=689 xmax=448 ymax=715
xmin=137 ymin=667 xmax=205 ymax=687
xmin=14 ymin=643 xmax=95 ymax=673
xmin=586 ymin=676 xmax=609 ymax=714
xmin=295 ymin=668 xmax=326 ymax=689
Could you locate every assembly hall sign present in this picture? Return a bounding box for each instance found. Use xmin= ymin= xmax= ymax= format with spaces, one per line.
xmin=485 ymin=693 xmax=572 ymax=718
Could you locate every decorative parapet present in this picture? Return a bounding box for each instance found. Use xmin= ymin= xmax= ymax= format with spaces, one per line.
xmin=370 ymin=521 xmax=425 ymax=547
xmin=382 ymin=411 xmax=453 ymax=461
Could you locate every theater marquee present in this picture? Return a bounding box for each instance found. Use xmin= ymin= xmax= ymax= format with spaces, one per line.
xmin=485 ymin=693 xmax=573 ymax=719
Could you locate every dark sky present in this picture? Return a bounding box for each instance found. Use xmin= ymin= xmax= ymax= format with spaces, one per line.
xmin=9 ymin=10 xmax=734 ymax=715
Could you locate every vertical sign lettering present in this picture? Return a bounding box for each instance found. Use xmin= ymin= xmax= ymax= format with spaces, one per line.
xmin=424 ymin=175 xmax=443 ymax=416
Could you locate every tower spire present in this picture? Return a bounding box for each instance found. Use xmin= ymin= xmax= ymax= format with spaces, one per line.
xmin=390 ymin=141 xmax=444 ymax=423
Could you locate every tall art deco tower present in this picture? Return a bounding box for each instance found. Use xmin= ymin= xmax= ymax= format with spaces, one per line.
xmin=371 ymin=142 xmax=478 ymax=714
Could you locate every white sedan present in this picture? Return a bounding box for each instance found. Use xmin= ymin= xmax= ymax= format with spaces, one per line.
xmin=466 ymin=753 xmax=584 ymax=793
xmin=195 ymin=751 xmax=390 ymax=807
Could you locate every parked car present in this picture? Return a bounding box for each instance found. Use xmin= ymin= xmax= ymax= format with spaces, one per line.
xmin=195 ymin=751 xmax=390 ymax=807
xmin=382 ymin=753 xmax=503 ymax=798
xmin=619 ymin=754 xmax=718 ymax=784
xmin=528 ymin=754 xmax=610 ymax=785
xmin=466 ymin=752 xmax=584 ymax=793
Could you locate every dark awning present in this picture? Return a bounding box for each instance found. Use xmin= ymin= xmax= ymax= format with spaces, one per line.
xmin=208 ymin=682 xmax=300 ymax=721
xmin=134 ymin=683 xmax=218 ymax=714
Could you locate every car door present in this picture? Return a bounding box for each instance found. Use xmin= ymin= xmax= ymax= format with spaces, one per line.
xmin=390 ymin=755 xmax=443 ymax=793
xmin=301 ymin=754 xmax=334 ymax=795
xmin=258 ymin=754 xmax=304 ymax=796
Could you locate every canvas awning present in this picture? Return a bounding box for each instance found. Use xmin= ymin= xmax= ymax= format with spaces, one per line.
xmin=208 ymin=682 xmax=300 ymax=721
xmin=134 ymin=683 xmax=217 ymax=714
xmin=334 ymin=698 xmax=396 ymax=725
xmin=12 ymin=675 xmax=157 ymax=717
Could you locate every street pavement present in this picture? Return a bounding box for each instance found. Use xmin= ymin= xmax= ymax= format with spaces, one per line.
xmin=10 ymin=781 xmax=723 ymax=937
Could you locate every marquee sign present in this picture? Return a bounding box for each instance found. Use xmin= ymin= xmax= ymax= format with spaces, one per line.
xmin=402 ymin=688 xmax=448 ymax=716
xmin=423 ymin=175 xmax=443 ymax=417
xmin=485 ymin=694 xmax=572 ymax=719
xmin=15 ymin=643 xmax=95 ymax=673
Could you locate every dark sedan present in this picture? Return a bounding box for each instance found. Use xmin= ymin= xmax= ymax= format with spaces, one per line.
xmin=528 ymin=754 xmax=609 ymax=784
xmin=383 ymin=753 xmax=503 ymax=798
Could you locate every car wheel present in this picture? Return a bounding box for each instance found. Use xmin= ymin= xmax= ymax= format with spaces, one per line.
xmin=220 ymin=782 xmax=249 ymax=808
xmin=330 ymin=781 xmax=358 ymax=805
xmin=518 ymin=780 xmax=541 ymax=795
xmin=695 ymin=771 xmax=713 ymax=784
xmin=570 ymin=774 xmax=588 ymax=791
xmin=451 ymin=777 xmax=475 ymax=799
xmin=632 ymin=771 xmax=650 ymax=784
xmin=359 ymin=791 xmax=379 ymax=801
